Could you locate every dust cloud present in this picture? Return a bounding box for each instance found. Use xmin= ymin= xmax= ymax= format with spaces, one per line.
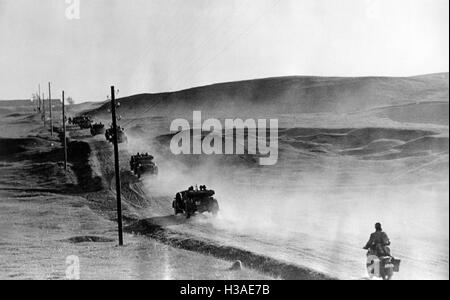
xmin=121 ymin=127 xmax=449 ymax=279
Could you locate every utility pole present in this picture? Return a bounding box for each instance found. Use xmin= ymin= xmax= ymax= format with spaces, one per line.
xmin=48 ymin=82 xmax=53 ymax=136
xmin=38 ymin=84 xmax=41 ymax=112
xmin=110 ymin=86 xmax=123 ymax=246
xmin=62 ymin=91 xmax=67 ymax=172
xmin=42 ymin=92 xmax=46 ymax=127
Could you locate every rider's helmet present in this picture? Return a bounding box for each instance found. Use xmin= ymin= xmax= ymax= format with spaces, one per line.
xmin=375 ymin=222 xmax=382 ymax=231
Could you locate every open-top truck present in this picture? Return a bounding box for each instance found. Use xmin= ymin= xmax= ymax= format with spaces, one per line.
xmin=90 ymin=122 xmax=105 ymax=136
xmin=130 ymin=153 xmax=158 ymax=178
xmin=173 ymin=185 xmax=219 ymax=218
xmin=70 ymin=115 xmax=92 ymax=129
xmin=105 ymin=126 xmax=127 ymax=144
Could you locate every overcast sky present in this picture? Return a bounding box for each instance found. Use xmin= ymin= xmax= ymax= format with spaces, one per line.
xmin=0 ymin=0 xmax=448 ymax=102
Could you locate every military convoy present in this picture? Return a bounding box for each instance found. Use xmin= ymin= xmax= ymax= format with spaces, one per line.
xmin=130 ymin=153 xmax=158 ymax=178
xmin=90 ymin=122 xmax=105 ymax=136
xmin=69 ymin=115 xmax=93 ymax=129
xmin=105 ymin=126 xmax=127 ymax=144
xmin=68 ymin=114 xmax=221 ymax=220
xmin=68 ymin=114 xmax=128 ymax=144
xmin=173 ymin=185 xmax=219 ymax=218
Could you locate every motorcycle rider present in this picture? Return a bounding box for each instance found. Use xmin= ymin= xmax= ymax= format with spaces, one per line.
xmin=363 ymin=222 xmax=391 ymax=257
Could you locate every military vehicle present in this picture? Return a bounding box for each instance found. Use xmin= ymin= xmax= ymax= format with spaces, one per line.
xmin=105 ymin=126 xmax=127 ymax=144
xmin=90 ymin=122 xmax=105 ymax=136
xmin=70 ymin=115 xmax=92 ymax=129
xmin=365 ymin=250 xmax=401 ymax=280
xmin=130 ymin=153 xmax=158 ymax=178
xmin=172 ymin=185 xmax=219 ymax=218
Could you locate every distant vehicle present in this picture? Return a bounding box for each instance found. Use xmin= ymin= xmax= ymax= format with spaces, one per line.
xmin=105 ymin=126 xmax=127 ymax=144
xmin=130 ymin=153 xmax=158 ymax=178
xmin=70 ymin=115 xmax=92 ymax=129
xmin=172 ymin=185 xmax=219 ymax=218
xmin=90 ymin=122 xmax=105 ymax=136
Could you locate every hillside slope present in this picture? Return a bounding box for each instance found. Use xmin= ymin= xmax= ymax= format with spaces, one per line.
xmin=88 ymin=73 xmax=449 ymax=121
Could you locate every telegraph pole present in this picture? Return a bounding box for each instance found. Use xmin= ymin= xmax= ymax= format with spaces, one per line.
xmin=38 ymin=84 xmax=41 ymax=112
xmin=110 ymin=86 xmax=123 ymax=246
xmin=62 ymin=91 xmax=67 ymax=172
xmin=48 ymin=82 xmax=53 ymax=136
xmin=42 ymin=92 xmax=46 ymax=127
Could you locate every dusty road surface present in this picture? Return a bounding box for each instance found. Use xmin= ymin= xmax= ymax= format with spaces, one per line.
xmin=0 ymin=110 xmax=272 ymax=280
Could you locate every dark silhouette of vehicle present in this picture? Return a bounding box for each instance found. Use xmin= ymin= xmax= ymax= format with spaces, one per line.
xmin=105 ymin=126 xmax=127 ymax=144
xmin=130 ymin=153 xmax=158 ymax=178
xmin=172 ymin=185 xmax=219 ymax=218
xmin=70 ymin=115 xmax=92 ymax=129
xmin=90 ymin=122 xmax=105 ymax=136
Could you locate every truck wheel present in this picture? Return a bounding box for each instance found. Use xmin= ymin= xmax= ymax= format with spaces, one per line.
xmin=173 ymin=202 xmax=182 ymax=215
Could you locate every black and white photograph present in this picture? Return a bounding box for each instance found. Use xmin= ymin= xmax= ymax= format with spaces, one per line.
xmin=0 ymin=0 xmax=448 ymax=283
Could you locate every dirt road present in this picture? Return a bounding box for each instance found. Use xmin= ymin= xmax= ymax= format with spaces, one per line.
xmin=0 ymin=111 xmax=272 ymax=280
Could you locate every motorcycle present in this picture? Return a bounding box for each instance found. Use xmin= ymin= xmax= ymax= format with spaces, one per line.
xmin=365 ymin=247 xmax=401 ymax=280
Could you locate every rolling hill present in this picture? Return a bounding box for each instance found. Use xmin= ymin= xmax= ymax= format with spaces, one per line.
xmin=87 ymin=73 xmax=449 ymax=125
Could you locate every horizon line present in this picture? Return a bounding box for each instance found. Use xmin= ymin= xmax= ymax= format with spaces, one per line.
xmin=1 ymin=71 xmax=448 ymax=103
